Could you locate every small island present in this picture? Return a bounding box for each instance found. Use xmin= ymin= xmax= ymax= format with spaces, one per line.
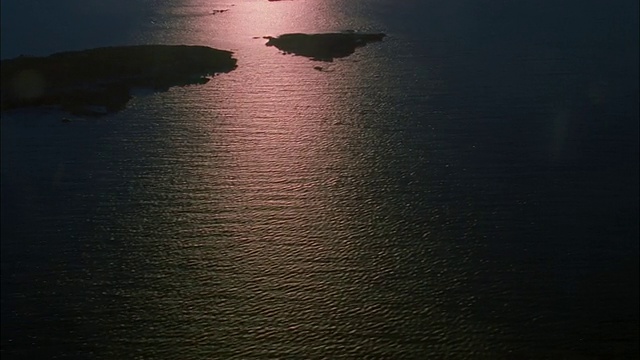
xmin=265 ymin=32 xmax=386 ymax=62
xmin=1 ymin=45 xmax=237 ymax=116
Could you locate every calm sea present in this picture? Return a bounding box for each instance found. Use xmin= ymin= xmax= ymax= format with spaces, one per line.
xmin=1 ymin=0 xmax=638 ymax=358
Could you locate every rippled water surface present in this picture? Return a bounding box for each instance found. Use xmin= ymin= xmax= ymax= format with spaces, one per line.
xmin=2 ymin=0 xmax=638 ymax=358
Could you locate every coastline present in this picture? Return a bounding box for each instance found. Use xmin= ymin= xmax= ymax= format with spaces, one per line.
xmin=1 ymin=45 xmax=237 ymax=116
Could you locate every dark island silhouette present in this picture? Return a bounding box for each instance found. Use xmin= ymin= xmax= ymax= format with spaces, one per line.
xmin=265 ymin=32 xmax=386 ymax=62
xmin=1 ymin=45 xmax=237 ymax=116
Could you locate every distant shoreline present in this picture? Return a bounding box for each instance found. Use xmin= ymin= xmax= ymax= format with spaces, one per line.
xmin=0 ymin=45 xmax=237 ymax=116
xmin=1 ymin=33 xmax=387 ymax=117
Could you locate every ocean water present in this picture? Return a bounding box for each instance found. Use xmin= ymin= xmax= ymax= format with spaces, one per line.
xmin=1 ymin=0 xmax=638 ymax=358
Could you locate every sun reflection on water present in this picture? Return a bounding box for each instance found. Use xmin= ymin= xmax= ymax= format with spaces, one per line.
xmin=136 ymin=0 xmax=402 ymax=356
xmin=118 ymin=0 xmax=488 ymax=357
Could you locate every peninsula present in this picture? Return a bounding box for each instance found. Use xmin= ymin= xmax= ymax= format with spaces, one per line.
xmin=265 ymin=32 xmax=386 ymax=61
xmin=1 ymin=45 xmax=237 ymax=116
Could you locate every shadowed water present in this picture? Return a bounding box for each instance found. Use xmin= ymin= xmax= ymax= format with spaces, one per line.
xmin=1 ymin=0 xmax=638 ymax=358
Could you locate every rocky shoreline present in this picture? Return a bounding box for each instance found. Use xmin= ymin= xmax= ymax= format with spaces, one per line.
xmin=265 ymin=32 xmax=386 ymax=61
xmin=1 ymin=45 xmax=237 ymax=116
xmin=1 ymin=34 xmax=386 ymax=116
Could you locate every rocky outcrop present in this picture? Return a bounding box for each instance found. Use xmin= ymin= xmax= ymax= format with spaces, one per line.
xmin=1 ymin=45 xmax=237 ymax=115
xmin=265 ymin=32 xmax=386 ymax=61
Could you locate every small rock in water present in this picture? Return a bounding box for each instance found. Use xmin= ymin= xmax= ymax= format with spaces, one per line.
xmin=265 ymin=32 xmax=386 ymax=62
